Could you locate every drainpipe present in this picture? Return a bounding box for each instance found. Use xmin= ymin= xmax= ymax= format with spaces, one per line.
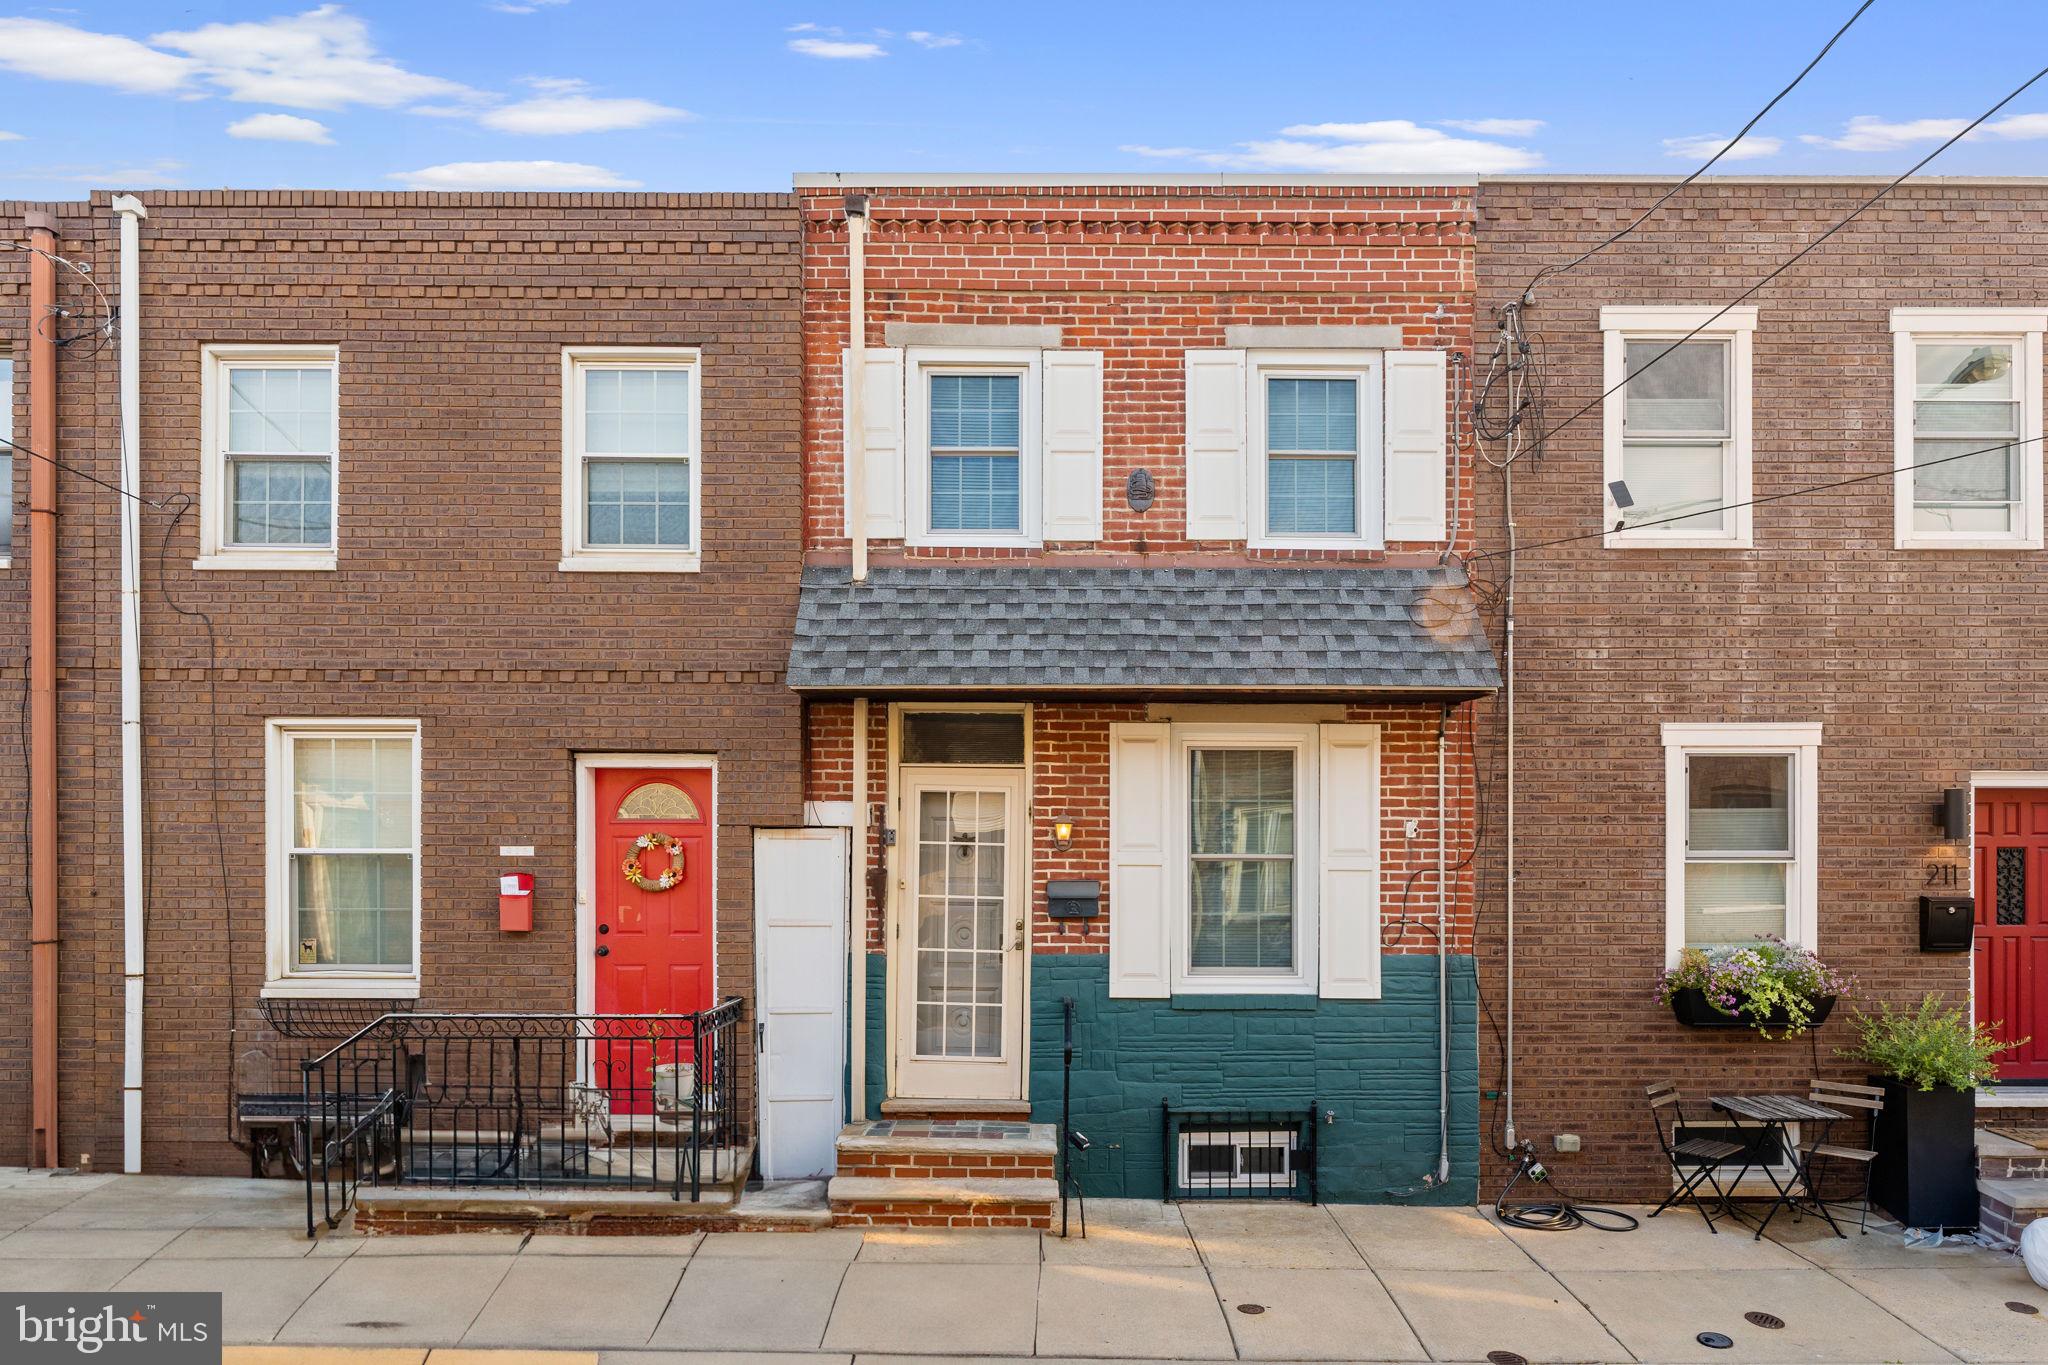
xmin=24 ymin=211 xmax=59 ymax=1169
xmin=114 ymin=195 xmax=147 ymax=1173
xmin=848 ymin=697 xmax=869 ymax=1121
xmin=1436 ymin=704 xmax=1451 ymax=1186
xmin=844 ymin=196 xmax=869 ymax=583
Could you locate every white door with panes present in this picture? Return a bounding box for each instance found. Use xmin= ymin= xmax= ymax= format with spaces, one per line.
xmin=893 ymin=767 xmax=1029 ymax=1099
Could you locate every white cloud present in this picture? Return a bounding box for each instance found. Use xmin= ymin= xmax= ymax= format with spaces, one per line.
xmin=1128 ymin=119 xmax=1543 ymax=174
xmin=389 ymin=159 xmax=641 ymax=190
xmin=1440 ymin=118 xmax=1545 ymax=137
xmin=151 ymin=5 xmax=480 ymax=110
xmin=790 ymin=37 xmax=886 ymax=59
xmin=1662 ymin=132 xmax=1782 ymax=162
xmin=1799 ymin=111 xmax=2048 ymax=152
xmin=478 ymin=77 xmax=690 ymax=134
xmin=906 ymin=31 xmax=963 ymax=49
xmin=487 ymin=0 xmax=569 ymax=12
xmin=0 ymin=17 xmax=197 ymax=94
xmin=0 ymin=131 xmax=22 ymax=142
xmin=227 ymin=111 xmax=334 ymax=143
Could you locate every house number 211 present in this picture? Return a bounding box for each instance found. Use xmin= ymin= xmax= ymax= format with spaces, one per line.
xmin=1924 ymin=862 xmax=1962 ymax=888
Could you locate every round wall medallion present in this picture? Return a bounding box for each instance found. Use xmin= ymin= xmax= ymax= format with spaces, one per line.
xmin=1126 ymin=468 xmax=1156 ymax=512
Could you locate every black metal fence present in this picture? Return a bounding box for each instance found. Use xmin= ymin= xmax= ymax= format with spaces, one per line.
xmin=302 ymin=999 xmax=748 ymax=1236
xmin=1162 ymin=1101 xmax=1319 ymax=1204
xmin=237 ymin=997 xmax=417 ymax=1179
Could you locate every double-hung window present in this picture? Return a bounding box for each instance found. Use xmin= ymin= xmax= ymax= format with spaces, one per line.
xmin=562 ymin=347 xmax=701 ymax=571
xmin=1891 ymin=310 xmax=2045 ymax=549
xmin=905 ymin=348 xmax=1041 ymax=546
xmin=1662 ymin=723 xmax=1820 ymax=963
xmin=1248 ymin=353 xmax=1381 ymax=549
xmin=1188 ymin=747 xmax=1300 ymax=975
xmin=198 ymin=345 xmax=339 ymax=570
xmin=1601 ymin=308 xmax=1754 ymax=548
xmin=266 ymin=719 xmax=421 ymax=996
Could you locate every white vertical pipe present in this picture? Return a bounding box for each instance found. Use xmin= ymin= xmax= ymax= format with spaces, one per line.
xmin=113 ymin=193 xmax=147 ymax=1174
xmin=844 ymin=197 xmax=869 ymax=583
xmin=1436 ymin=706 xmax=1450 ymax=1185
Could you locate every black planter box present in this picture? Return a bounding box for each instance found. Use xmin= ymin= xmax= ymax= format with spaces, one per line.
xmin=1869 ymin=1078 xmax=1977 ymax=1231
xmin=1668 ymin=988 xmax=1836 ymax=1031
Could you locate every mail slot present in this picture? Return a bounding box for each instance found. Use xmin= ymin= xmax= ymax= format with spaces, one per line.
xmin=1047 ymin=879 xmax=1101 ymax=921
xmin=1920 ymin=895 xmax=1974 ymax=953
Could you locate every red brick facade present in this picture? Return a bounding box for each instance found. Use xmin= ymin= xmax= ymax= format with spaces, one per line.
xmin=1 ymin=193 xmax=803 ymax=1173
xmin=1472 ymin=178 xmax=2048 ymax=1198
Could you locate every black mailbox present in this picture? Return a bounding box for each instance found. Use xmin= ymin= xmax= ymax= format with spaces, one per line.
xmin=1920 ymin=895 xmax=1974 ymax=953
xmin=1047 ymin=879 xmax=1101 ymax=921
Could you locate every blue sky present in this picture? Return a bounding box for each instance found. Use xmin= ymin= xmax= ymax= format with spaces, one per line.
xmin=0 ymin=2 xmax=2044 ymax=196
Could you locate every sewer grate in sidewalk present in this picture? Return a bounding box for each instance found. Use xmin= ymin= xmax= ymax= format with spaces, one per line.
xmin=2008 ymin=1301 xmax=2040 ymax=1315
xmin=1235 ymin=1304 xmax=1266 ymax=1315
xmin=1744 ymin=1311 xmax=1785 ymax=1329
xmin=1485 ymin=1353 xmax=1528 ymax=1365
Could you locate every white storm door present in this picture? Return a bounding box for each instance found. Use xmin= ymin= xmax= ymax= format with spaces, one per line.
xmin=754 ymin=827 xmax=849 ymax=1179
xmin=893 ymin=768 xmax=1028 ymax=1099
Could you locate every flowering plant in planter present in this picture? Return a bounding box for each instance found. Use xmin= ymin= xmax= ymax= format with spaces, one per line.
xmin=1656 ymin=935 xmax=1854 ymax=1038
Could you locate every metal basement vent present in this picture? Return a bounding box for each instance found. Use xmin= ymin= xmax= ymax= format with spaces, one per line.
xmin=1178 ymin=1128 xmax=1299 ymax=1195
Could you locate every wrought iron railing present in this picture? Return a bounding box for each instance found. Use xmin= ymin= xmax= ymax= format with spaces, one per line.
xmin=236 ymin=997 xmax=418 ymax=1178
xmin=302 ymin=999 xmax=748 ymax=1236
xmin=1161 ymin=1100 xmax=1319 ymax=1204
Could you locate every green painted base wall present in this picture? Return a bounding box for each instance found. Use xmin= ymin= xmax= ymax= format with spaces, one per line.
xmin=862 ymin=953 xmax=1478 ymax=1204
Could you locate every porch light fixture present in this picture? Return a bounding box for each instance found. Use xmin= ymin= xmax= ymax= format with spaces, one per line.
xmin=1936 ymin=787 xmax=1969 ymax=841
xmin=1052 ymin=818 xmax=1074 ymax=851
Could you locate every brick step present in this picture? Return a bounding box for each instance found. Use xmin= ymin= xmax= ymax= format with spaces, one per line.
xmin=827 ymin=1175 xmax=1058 ymax=1230
xmin=1977 ymin=1128 xmax=2048 ymax=1181
xmin=1978 ymin=1176 xmax=2048 ymax=1245
xmin=880 ymin=1098 xmax=1034 ymax=1122
xmin=835 ymin=1120 xmax=1055 ymax=1181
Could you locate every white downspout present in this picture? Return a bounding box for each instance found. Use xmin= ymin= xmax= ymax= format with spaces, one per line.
xmin=113 ymin=193 xmax=147 ymax=1173
xmin=844 ymin=196 xmax=869 ymax=584
xmin=1436 ymin=705 xmax=1451 ymax=1186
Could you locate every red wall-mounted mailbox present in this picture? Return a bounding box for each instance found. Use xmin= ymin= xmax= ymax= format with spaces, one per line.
xmin=498 ymin=872 xmax=533 ymax=932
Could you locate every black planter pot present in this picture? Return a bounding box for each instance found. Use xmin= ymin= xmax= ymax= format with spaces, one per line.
xmin=1668 ymin=988 xmax=1837 ymax=1031
xmin=1869 ymin=1077 xmax=1977 ymax=1231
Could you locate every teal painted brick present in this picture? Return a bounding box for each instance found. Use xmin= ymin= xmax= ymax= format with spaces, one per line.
xmin=861 ymin=952 xmax=1478 ymax=1204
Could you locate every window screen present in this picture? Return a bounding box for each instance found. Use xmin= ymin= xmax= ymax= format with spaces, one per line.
xmin=901 ymin=712 xmax=1026 ymax=766
xmin=1266 ymin=376 xmax=1359 ymax=535
xmin=928 ymin=372 xmax=1022 ymax=533
xmin=1682 ymin=752 xmax=1792 ymax=948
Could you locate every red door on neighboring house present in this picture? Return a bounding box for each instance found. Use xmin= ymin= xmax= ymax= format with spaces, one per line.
xmin=1976 ymin=790 xmax=2048 ymax=1081
xmin=593 ymin=767 xmax=715 ymax=1108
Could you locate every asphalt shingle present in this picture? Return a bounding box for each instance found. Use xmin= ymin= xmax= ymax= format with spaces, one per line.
xmin=787 ymin=566 xmax=1500 ymax=695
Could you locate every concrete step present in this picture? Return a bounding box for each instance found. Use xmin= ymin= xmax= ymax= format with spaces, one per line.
xmin=1977 ymin=1127 xmax=2048 ymax=1181
xmin=827 ymin=1174 xmax=1058 ymax=1230
xmin=880 ymin=1098 xmax=1033 ymax=1122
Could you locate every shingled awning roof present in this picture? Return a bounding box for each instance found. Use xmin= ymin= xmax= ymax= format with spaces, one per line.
xmin=788 ymin=565 xmax=1499 ymax=697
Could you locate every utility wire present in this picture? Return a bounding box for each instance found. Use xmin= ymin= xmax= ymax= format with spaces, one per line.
xmin=1522 ymin=0 xmax=1877 ymax=298
xmin=0 ymin=433 xmax=166 ymax=509
xmin=1464 ymin=430 xmax=2048 ymax=564
xmin=1517 ymin=58 xmax=2048 ymax=458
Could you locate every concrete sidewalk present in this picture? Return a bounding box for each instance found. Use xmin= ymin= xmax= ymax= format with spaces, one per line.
xmin=4 ymin=1168 xmax=2047 ymax=1362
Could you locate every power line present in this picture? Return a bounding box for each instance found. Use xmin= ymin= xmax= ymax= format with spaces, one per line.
xmin=0 ymin=433 xmax=165 ymax=510
xmin=1522 ymin=0 xmax=1877 ymax=298
xmin=1516 ymin=57 xmax=2048 ymax=458
xmin=1465 ymin=430 xmax=2048 ymax=564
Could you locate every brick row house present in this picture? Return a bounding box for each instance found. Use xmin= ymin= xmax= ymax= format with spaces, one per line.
xmin=790 ymin=177 xmax=1495 ymax=1220
xmin=1 ymin=193 xmax=807 ymax=1195
xmin=1471 ymin=176 xmax=2048 ymax=1209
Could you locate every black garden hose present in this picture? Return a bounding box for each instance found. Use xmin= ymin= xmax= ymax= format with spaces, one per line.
xmin=1494 ymin=1143 xmax=1640 ymax=1233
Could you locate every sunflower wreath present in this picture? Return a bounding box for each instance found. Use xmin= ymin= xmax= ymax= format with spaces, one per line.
xmin=622 ymin=832 xmax=685 ymax=891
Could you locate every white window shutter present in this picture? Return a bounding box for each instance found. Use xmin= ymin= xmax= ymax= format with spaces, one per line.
xmin=1318 ymin=723 xmax=1381 ymax=1000
xmin=842 ymin=346 xmax=905 ymax=539
xmin=1042 ymin=349 xmax=1104 ymax=541
xmin=1109 ymin=722 xmax=1172 ymax=998
xmin=1184 ymin=349 xmax=1247 ymax=540
xmin=1383 ymin=349 xmax=1449 ymax=543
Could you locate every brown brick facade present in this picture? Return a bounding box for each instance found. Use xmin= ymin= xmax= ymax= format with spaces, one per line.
xmin=1472 ymin=178 xmax=2048 ymax=1199
xmin=3 ymin=193 xmax=803 ymax=1173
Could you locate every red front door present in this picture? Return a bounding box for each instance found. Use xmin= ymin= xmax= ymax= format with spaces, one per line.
xmin=593 ymin=767 xmax=714 ymax=1107
xmin=1976 ymin=789 xmax=2048 ymax=1081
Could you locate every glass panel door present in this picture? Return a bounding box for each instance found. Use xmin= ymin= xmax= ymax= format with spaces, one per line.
xmin=914 ymin=789 xmax=1009 ymax=1058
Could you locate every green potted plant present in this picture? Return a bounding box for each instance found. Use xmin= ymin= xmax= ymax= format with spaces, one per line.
xmin=1656 ymin=936 xmax=1851 ymax=1037
xmin=1843 ymin=994 xmax=2022 ymax=1231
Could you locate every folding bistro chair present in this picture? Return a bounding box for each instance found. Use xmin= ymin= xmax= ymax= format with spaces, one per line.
xmin=1647 ymin=1080 xmax=1746 ymax=1232
xmin=1803 ymin=1079 xmax=1884 ymax=1234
